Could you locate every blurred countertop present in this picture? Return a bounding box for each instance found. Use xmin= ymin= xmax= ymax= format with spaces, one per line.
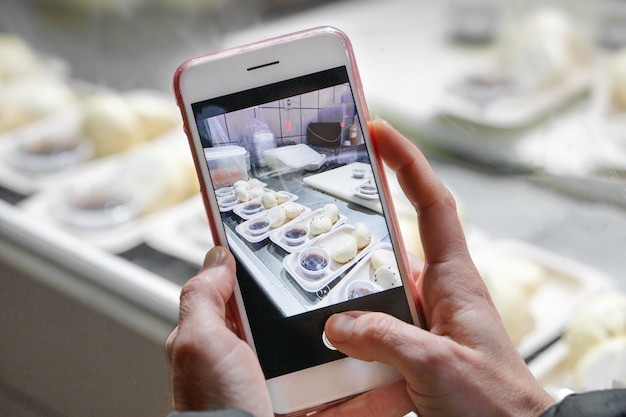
xmin=0 ymin=0 xmax=624 ymax=303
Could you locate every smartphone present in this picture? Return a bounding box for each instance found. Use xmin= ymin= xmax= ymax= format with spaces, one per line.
xmin=174 ymin=26 xmax=422 ymax=416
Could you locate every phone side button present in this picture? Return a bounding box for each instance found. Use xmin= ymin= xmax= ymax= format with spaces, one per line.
xmin=321 ymin=330 xmax=337 ymax=350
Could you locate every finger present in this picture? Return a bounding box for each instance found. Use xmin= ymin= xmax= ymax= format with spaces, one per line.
xmin=177 ymin=246 xmax=236 ymax=327
xmin=316 ymin=380 xmax=414 ymax=417
xmin=369 ymin=119 xmax=469 ymax=265
xmin=324 ymin=311 xmax=456 ymax=383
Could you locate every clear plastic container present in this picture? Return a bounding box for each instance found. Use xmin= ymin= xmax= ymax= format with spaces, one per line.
xmin=203 ymin=145 xmax=248 ymax=188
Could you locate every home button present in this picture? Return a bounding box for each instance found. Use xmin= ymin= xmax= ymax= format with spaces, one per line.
xmin=322 ymin=330 xmax=337 ymax=350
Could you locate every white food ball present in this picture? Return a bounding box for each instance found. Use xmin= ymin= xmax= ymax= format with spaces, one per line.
xmin=275 ymin=192 xmax=290 ymax=205
xmin=477 ymin=255 xmax=545 ymax=345
xmin=0 ymin=76 xmax=75 ymax=131
xmin=372 ymin=265 xmax=401 ymax=289
xmin=266 ymin=206 xmax=286 ymax=228
xmin=247 ymin=178 xmax=264 ymax=189
xmin=233 ymin=180 xmax=249 ymax=190
xmin=310 ymin=215 xmax=332 ymax=236
xmin=321 ymin=203 xmax=339 ymax=224
xmin=611 ymin=49 xmax=626 ymax=110
xmin=0 ymin=35 xmax=41 ymax=81
xmin=564 ymin=292 xmax=626 ymax=364
xmin=478 ymin=255 xmax=545 ymax=299
xmin=81 ymin=93 xmax=146 ymax=157
xmin=370 ymin=248 xmax=397 ymax=270
xmin=234 ymin=185 xmax=249 ymax=202
xmin=261 ymin=191 xmax=278 ymax=209
xmin=331 ymin=235 xmax=358 ymax=264
xmin=483 ymin=276 xmax=535 ymax=346
xmin=498 ymin=8 xmax=588 ymax=91
xmin=248 ymin=187 xmax=265 ymax=199
xmin=352 ymin=223 xmax=371 ymax=250
xmin=574 ymin=336 xmax=626 ymax=392
xmin=284 ymin=203 xmax=304 ymax=220
xmin=126 ymin=93 xmax=180 ymax=139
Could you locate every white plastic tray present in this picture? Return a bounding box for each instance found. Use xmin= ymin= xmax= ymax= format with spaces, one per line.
xmin=326 ymin=242 xmax=392 ymax=304
xmin=283 ymin=224 xmax=378 ymax=293
xmin=235 ymin=203 xmax=310 ymax=244
xmin=269 ymin=208 xmax=347 ymax=253
xmin=232 ymin=191 xmax=298 ymax=220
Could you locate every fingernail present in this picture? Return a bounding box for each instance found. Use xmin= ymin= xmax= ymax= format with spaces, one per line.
xmin=203 ymin=246 xmax=229 ymax=269
xmin=326 ymin=314 xmax=355 ymax=343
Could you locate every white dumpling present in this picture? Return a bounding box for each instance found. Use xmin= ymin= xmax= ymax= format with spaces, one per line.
xmin=0 ymin=75 xmax=75 ymax=131
xmin=310 ymin=215 xmax=332 ymax=236
xmin=370 ymin=248 xmax=396 ymax=270
xmin=248 ymin=187 xmax=265 ymax=199
xmin=372 ymin=265 xmax=401 ymax=289
xmin=81 ymin=93 xmax=146 ymax=157
xmin=352 ymin=223 xmax=371 ymax=249
xmin=564 ymin=292 xmax=626 ymax=364
xmin=266 ymin=206 xmax=286 ymax=228
xmin=275 ymin=192 xmax=290 ymax=205
xmin=321 ymin=203 xmax=339 ymax=224
xmin=262 ymin=191 xmax=278 ymax=209
xmin=331 ymin=235 xmax=358 ymax=264
xmin=233 ymin=180 xmax=249 ymax=190
xmin=126 ymin=93 xmax=180 ymax=139
xmin=234 ymin=185 xmax=249 ymax=202
xmin=284 ymin=203 xmax=304 ymax=220
xmin=247 ymin=178 xmax=264 ymax=189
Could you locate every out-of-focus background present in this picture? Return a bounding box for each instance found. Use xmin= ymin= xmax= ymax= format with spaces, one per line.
xmin=1 ymin=0 xmax=626 ymax=416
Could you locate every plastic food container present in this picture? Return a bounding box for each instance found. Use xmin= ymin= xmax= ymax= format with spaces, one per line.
xmin=204 ymin=145 xmax=248 ymax=188
xmin=264 ymin=144 xmax=325 ymax=172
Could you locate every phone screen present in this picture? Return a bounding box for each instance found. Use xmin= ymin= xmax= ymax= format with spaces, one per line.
xmin=191 ymin=66 xmax=413 ymax=379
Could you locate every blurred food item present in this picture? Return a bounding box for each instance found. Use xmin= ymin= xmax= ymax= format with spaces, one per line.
xmin=54 ymin=139 xmax=199 ymax=229
xmin=448 ymin=0 xmax=500 ymax=44
xmin=0 ymin=75 xmax=76 ymax=132
xmin=574 ymin=336 xmax=626 ymax=391
xmin=563 ymin=292 xmax=626 ymax=365
xmin=610 ymin=48 xmax=626 ymax=110
xmin=126 ymin=93 xmax=181 ymax=138
xmin=81 ymin=93 xmax=146 ymax=157
xmin=81 ymin=92 xmax=179 ymax=157
xmin=124 ymin=141 xmax=199 ymax=215
xmin=479 ymin=255 xmax=546 ymax=345
xmin=0 ymin=34 xmax=42 ymax=82
xmin=498 ymin=8 xmax=590 ymax=92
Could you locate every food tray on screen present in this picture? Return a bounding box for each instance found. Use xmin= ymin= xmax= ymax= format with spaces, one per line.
xmin=283 ymin=224 xmax=378 ymax=293
xmin=326 ymin=242 xmax=392 ymax=304
xmin=231 ymin=191 xmax=298 ymax=220
xmin=269 ymin=208 xmax=347 ymax=253
xmin=469 ymin=238 xmax=616 ymax=359
xmin=235 ymin=203 xmax=310 ymax=243
xmin=303 ymin=162 xmax=382 ymax=213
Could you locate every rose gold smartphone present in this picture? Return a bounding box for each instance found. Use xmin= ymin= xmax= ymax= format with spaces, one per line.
xmin=173 ymin=26 xmax=422 ymax=416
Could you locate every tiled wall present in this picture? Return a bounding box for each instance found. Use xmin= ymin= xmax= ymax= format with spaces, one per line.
xmin=202 ymin=83 xmax=355 ymax=147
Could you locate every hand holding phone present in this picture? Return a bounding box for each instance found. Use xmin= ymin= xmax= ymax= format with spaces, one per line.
xmin=166 ymin=119 xmax=555 ymax=417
